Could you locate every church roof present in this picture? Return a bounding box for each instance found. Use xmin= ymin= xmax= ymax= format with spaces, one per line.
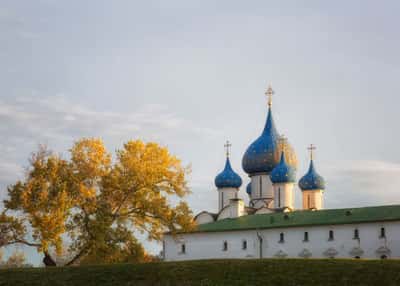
xmin=242 ymin=106 xmax=280 ymax=174
xmin=270 ymin=152 xmax=296 ymax=183
xmin=190 ymin=205 xmax=400 ymax=233
xmin=215 ymin=157 xmax=242 ymax=189
xmin=246 ymin=182 xmax=252 ymax=195
xmin=298 ymin=160 xmax=325 ymax=190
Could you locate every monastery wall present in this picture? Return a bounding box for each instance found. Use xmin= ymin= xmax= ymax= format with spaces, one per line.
xmin=164 ymin=221 xmax=400 ymax=261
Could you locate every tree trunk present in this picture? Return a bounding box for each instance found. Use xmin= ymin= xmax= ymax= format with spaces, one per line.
xmin=43 ymin=252 xmax=57 ymax=267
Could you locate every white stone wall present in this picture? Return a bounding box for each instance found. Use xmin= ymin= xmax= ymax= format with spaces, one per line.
xmin=229 ymin=199 xmax=245 ymax=218
xmin=302 ymin=190 xmax=323 ymax=210
xmin=164 ymin=221 xmax=400 ymax=261
xmin=273 ymin=183 xmax=294 ymax=209
xmin=195 ymin=212 xmax=215 ymax=225
xmin=250 ymin=174 xmax=274 ymax=208
xmin=218 ymin=188 xmax=238 ymax=211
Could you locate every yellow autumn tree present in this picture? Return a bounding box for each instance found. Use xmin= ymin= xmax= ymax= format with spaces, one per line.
xmin=1 ymin=138 xmax=194 ymax=266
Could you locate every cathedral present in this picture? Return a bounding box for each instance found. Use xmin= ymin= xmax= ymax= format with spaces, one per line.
xmin=163 ymin=85 xmax=400 ymax=261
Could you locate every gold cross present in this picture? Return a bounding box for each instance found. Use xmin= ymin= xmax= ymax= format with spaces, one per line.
xmin=224 ymin=140 xmax=232 ymax=157
xmin=278 ymin=135 xmax=287 ymax=150
xmin=308 ymin=144 xmax=316 ymax=160
xmin=265 ymin=83 xmax=274 ymax=107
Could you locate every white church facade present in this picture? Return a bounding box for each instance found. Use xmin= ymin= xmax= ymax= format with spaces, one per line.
xmin=163 ymin=85 xmax=400 ymax=260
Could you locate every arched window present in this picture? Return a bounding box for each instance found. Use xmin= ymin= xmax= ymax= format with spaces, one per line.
xmin=353 ymin=229 xmax=359 ymax=239
xmin=303 ymin=232 xmax=309 ymax=242
xmin=278 ymin=187 xmax=281 ymax=208
xmin=242 ymin=240 xmax=247 ymax=250
xmin=259 ymin=177 xmax=262 ymax=197
xmin=279 ymin=233 xmax=285 ymax=243
xmin=181 ymin=243 xmax=186 ymax=254
xmin=328 ymin=230 xmax=334 ymax=241
xmin=223 ymin=241 xmax=228 ymax=251
xmin=380 ymin=227 xmax=386 ymax=238
xmin=307 ymin=195 xmax=311 ymax=209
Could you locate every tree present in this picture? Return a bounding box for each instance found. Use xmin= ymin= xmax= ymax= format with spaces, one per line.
xmin=0 ymin=249 xmax=32 ymax=268
xmin=1 ymin=139 xmax=194 ymax=266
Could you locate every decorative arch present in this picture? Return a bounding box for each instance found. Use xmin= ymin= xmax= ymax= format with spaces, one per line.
xmin=216 ymin=205 xmax=231 ymax=220
xmin=376 ymin=246 xmax=391 ymax=258
xmin=274 ymin=250 xmax=288 ymax=258
xmin=255 ymin=207 xmax=274 ymax=214
xmin=349 ymin=247 xmax=364 ymax=257
xmin=298 ymin=248 xmax=312 ymax=258
xmin=194 ymin=211 xmax=216 ymax=225
xmin=323 ymin=247 xmax=338 ymax=258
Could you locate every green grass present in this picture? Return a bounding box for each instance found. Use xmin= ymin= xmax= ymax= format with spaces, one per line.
xmin=1 ymin=259 xmax=400 ymax=286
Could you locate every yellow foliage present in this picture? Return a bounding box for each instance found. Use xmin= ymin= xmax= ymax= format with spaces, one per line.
xmin=3 ymin=138 xmax=194 ymax=265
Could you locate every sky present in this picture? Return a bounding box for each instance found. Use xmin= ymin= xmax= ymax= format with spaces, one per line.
xmin=1 ymin=0 xmax=400 ymax=265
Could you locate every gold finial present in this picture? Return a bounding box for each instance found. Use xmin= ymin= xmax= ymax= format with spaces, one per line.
xmin=265 ymin=83 xmax=274 ymax=107
xmin=224 ymin=140 xmax=232 ymax=157
xmin=308 ymin=144 xmax=316 ymax=160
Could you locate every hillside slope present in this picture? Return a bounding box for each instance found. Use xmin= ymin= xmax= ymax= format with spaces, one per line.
xmin=1 ymin=259 xmax=400 ymax=286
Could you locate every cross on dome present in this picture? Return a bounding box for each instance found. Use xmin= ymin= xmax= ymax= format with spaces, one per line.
xmin=308 ymin=144 xmax=316 ymax=160
xmin=278 ymin=135 xmax=287 ymax=150
xmin=265 ymin=83 xmax=274 ymax=107
xmin=224 ymin=140 xmax=232 ymax=157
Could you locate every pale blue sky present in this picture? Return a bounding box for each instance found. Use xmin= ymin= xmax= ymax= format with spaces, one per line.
xmin=1 ymin=0 xmax=400 ymax=265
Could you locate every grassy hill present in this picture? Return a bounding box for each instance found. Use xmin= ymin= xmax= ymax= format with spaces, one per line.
xmin=1 ymin=259 xmax=400 ymax=286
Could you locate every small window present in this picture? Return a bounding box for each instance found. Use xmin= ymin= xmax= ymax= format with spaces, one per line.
xmin=278 ymin=187 xmax=281 ymax=208
xmin=279 ymin=232 xmax=285 ymax=243
xmin=181 ymin=243 xmax=186 ymax=254
xmin=303 ymin=232 xmax=309 ymax=242
xmin=242 ymin=240 xmax=247 ymax=250
xmin=328 ymin=230 xmax=334 ymax=241
xmin=223 ymin=241 xmax=228 ymax=251
xmin=354 ymin=256 xmax=360 ymax=259
xmin=381 ymin=255 xmax=387 ymax=259
xmin=353 ymin=229 xmax=359 ymax=239
xmin=380 ymin=227 xmax=386 ymax=238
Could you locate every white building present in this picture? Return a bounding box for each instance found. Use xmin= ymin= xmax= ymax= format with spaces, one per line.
xmin=163 ymin=85 xmax=399 ymax=261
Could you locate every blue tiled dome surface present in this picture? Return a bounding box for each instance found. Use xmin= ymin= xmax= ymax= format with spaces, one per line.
xmin=215 ymin=157 xmax=242 ymax=188
xmin=299 ymin=160 xmax=325 ymax=190
xmin=270 ymin=152 xmax=296 ymax=183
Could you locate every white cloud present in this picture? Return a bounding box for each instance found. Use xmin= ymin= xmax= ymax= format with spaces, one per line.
xmin=0 ymin=93 xmax=221 ymax=200
xmin=0 ymin=93 xmax=220 ymax=145
xmin=327 ymin=160 xmax=400 ymax=173
xmin=324 ymin=160 xmax=400 ymax=208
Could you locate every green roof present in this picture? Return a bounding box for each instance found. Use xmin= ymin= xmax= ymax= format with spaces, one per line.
xmin=193 ymin=205 xmax=400 ymax=233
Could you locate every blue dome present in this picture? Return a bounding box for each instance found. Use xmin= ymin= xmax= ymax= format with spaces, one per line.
xmin=215 ymin=157 xmax=243 ymax=189
xmin=270 ymin=152 xmax=296 ymax=184
xmin=246 ymin=182 xmax=252 ymax=195
xmin=242 ymin=107 xmax=280 ymax=174
xmin=298 ymin=160 xmax=325 ymax=191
